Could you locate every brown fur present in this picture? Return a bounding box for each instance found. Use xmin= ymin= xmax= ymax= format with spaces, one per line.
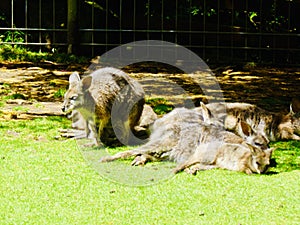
xmin=204 ymin=101 xmax=300 ymax=142
xmin=100 ymin=106 xmax=274 ymax=174
xmin=62 ymin=67 xmax=145 ymax=146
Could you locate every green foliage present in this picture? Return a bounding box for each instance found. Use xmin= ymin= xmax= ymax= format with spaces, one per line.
xmin=2 ymin=29 xmax=25 ymax=43
xmin=3 ymin=93 xmax=26 ymax=101
xmin=0 ymin=44 xmax=89 ymax=64
xmin=8 ymin=93 xmax=26 ymax=100
xmin=12 ymin=106 xmax=29 ymax=112
xmin=146 ymin=98 xmax=174 ymax=115
xmin=0 ymin=25 xmax=89 ymax=64
xmin=54 ymin=89 xmax=66 ymax=98
xmin=0 ymin=117 xmax=299 ymax=224
xmin=0 ymin=83 xmax=11 ymax=96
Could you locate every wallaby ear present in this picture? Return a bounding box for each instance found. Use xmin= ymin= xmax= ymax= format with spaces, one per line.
xmin=240 ymin=121 xmax=253 ymax=136
xmin=266 ymin=147 xmax=275 ymax=155
xmin=246 ymin=143 xmax=260 ymax=155
xmin=257 ymin=120 xmax=265 ymax=132
xmin=81 ymin=76 xmax=92 ymax=91
xmin=69 ymin=72 xmax=80 ymax=84
xmin=290 ymin=98 xmax=300 ymax=114
xmin=200 ymin=102 xmax=212 ymax=121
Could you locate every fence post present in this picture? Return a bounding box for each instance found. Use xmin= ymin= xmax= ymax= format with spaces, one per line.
xmin=67 ymin=0 xmax=79 ymax=54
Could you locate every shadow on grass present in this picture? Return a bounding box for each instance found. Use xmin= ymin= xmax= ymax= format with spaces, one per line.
xmin=267 ymin=141 xmax=300 ymax=174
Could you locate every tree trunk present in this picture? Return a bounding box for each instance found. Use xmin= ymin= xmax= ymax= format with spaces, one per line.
xmin=67 ymin=0 xmax=79 ymax=54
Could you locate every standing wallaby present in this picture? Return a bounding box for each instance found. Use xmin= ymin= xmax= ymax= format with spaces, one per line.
xmin=100 ymin=105 xmax=274 ymax=174
xmin=60 ymin=104 xmax=157 ymax=142
xmin=62 ymin=67 xmax=145 ymax=147
xmin=204 ymin=100 xmax=300 ymax=142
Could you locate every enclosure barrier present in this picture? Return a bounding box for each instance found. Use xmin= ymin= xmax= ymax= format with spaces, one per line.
xmin=0 ymin=0 xmax=299 ymax=64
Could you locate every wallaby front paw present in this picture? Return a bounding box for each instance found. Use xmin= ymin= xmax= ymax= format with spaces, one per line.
xmin=184 ymin=166 xmax=199 ymax=175
xmin=131 ymin=155 xmax=147 ymax=166
xmin=99 ymin=156 xmax=114 ymax=162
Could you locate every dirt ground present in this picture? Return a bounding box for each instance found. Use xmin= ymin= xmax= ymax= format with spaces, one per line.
xmin=0 ymin=62 xmax=299 ymax=120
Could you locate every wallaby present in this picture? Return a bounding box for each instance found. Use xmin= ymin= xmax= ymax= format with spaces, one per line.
xmin=60 ymin=104 xmax=157 ymax=141
xmin=62 ymin=67 xmax=145 ymax=147
xmin=174 ymin=142 xmax=274 ymax=175
xmin=194 ymin=103 xmax=269 ymax=149
xmin=204 ymin=100 xmax=300 ymax=142
xmin=100 ymin=105 xmax=274 ymax=174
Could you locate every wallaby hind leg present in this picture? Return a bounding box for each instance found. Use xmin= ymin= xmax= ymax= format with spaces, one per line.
xmin=184 ymin=163 xmax=217 ymax=175
xmin=173 ymin=159 xmax=200 ymax=174
xmin=99 ymin=149 xmax=138 ymax=162
xmin=131 ymin=154 xmax=158 ymax=166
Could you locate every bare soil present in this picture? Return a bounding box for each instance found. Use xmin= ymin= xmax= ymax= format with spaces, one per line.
xmin=0 ymin=62 xmax=299 ymax=120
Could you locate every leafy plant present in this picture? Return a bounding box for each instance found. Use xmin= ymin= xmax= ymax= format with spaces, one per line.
xmin=54 ymin=89 xmax=66 ymax=98
xmin=3 ymin=29 xmax=25 ymax=43
xmin=146 ymin=98 xmax=174 ymax=115
xmin=12 ymin=106 xmax=29 ymax=112
xmin=4 ymin=93 xmax=26 ymax=100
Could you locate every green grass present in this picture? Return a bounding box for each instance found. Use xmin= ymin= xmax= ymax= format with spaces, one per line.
xmin=0 ymin=44 xmax=89 ymax=64
xmin=0 ymin=117 xmax=299 ymax=224
xmin=146 ymin=98 xmax=174 ymax=115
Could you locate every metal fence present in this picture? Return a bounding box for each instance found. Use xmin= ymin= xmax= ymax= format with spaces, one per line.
xmin=0 ymin=0 xmax=299 ymax=64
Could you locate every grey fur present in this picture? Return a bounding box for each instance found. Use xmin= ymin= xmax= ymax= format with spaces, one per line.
xmin=62 ymin=67 xmax=146 ymax=146
xmin=100 ymin=106 xmax=273 ymax=174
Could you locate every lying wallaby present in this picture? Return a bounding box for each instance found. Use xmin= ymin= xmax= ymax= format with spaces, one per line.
xmin=194 ymin=103 xmax=269 ymax=150
xmin=204 ymin=100 xmax=300 ymax=142
xmin=62 ymin=67 xmax=145 ymax=146
xmin=174 ymin=142 xmax=274 ymax=175
xmin=100 ymin=106 xmax=274 ymax=174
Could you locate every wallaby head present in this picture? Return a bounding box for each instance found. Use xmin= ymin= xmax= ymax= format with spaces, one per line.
xmin=62 ymin=72 xmax=94 ymax=113
xmin=275 ymin=98 xmax=300 ymax=141
xmin=239 ymin=120 xmax=269 ymax=150
xmin=290 ymin=98 xmax=300 ymax=114
xmin=289 ymin=98 xmax=300 ymax=138
xmin=62 ymin=72 xmax=82 ymax=113
xmin=198 ymin=102 xmax=269 ymax=148
xmin=247 ymin=144 xmax=274 ymax=174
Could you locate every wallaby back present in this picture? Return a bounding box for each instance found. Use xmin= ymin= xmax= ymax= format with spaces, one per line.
xmin=205 ymin=101 xmax=300 ymax=142
xmin=62 ymin=67 xmax=145 ymax=146
xmin=100 ymin=106 xmax=274 ymax=174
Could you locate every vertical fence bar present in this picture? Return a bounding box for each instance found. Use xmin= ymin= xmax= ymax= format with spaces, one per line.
xmin=39 ymin=0 xmax=42 ymax=52
xmin=259 ymin=0 xmax=262 ymax=62
xmin=230 ymin=0 xmax=234 ymax=62
xmin=119 ymin=0 xmax=122 ymax=46
xmin=161 ymin=0 xmax=164 ymax=41
xmin=25 ymin=0 xmax=28 ymax=44
xmin=53 ymin=0 xmax=55 ymax=50
xmin=105 ymin=0 xmax=108 ymax=52
xmin=245 ymin=0 xmax=248 ymax=61
xmin=217 ymin=0 xmax=220 ymax=61
xmin=91 ymin=0 xmax=94 ymax=56
xmin=175 ymin=0 xmax=178 ymax=44
xmin=272 ymin=0 xmax=276 ymax=64
xmin=287 ymin=0 xmax=291 ymax=62
xmin=188 ymin=0 xmax=192 ymax=49
xmin=147 ymin=0 xmax=150 ymax=40
xmin=11 ymin=0 xmax=14 ymax=44
xmin=203 ymin=0 xmax=206 ymax=59
xmin=133 ymin=0 xmax=136 ymax=42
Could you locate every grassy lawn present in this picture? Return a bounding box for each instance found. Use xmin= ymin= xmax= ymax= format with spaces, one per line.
xmin=0 ymin=117 xmax=299 ymax=224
